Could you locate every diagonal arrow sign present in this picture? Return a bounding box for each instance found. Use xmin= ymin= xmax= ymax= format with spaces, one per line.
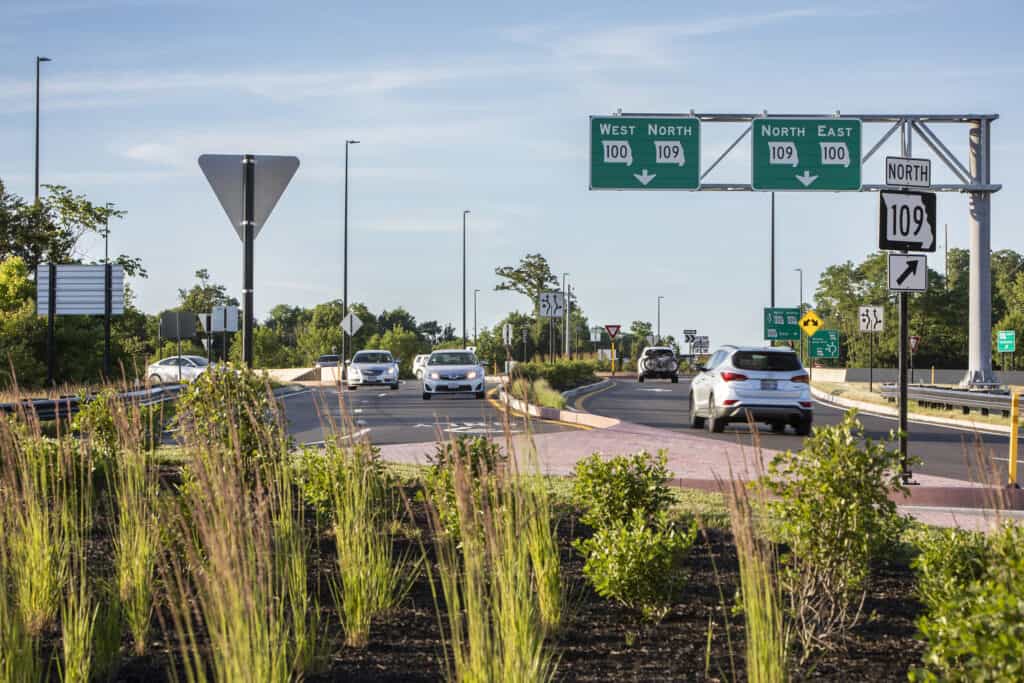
xmin=896 ymin=259 xmax=920 ymax=286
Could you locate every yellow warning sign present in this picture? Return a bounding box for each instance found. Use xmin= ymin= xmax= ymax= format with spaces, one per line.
xmin=799 ymin=310 xmax=823 ymax=337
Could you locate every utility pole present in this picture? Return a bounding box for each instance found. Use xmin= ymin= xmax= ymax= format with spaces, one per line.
xmin=103 ymin=206 xmax=111 ymax=379
xmin=35 ymin=56 xmax=51 ymax=204
xmin=770 ymin=192 xmax=776 ymax=307
xmin=562 ymin=272 xmax=569 ymax=358
xmin=342 ymin=139 xmax=359 ymax=377
xmin=794 ymin=268 xmax=803 ymax=364
xmin=657 ymin=295 xmax=664 ymax=344
xmin=462 ymin=210 xmax=470 ymax=347
xmin=473 ymin=288 xmax=479 ymax=345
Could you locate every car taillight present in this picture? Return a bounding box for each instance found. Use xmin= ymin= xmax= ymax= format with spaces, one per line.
xmin=799 ymin=401 xmax=812 ymax=408
xmin=791 ymin=374 xmax=809 ymax=384
xmin=723 ymin=399 xmax=738 ymax=406
xmin=720 ymin=371 xmax=748 ymax=382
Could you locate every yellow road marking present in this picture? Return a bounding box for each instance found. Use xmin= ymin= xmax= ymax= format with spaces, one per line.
xmin=574 ymin=380 xmax=618 ymax=411
xmin=487 ymin=386 xmax=592 ymax=431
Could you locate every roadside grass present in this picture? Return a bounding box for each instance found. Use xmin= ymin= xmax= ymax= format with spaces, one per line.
xmin=813 ymin=380 xmax=1013 ymax=428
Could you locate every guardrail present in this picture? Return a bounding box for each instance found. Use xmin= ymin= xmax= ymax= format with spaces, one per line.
xmin=879 ymin=384 xmax=1013 ymax=417
xmin=0 ymin=384 xmax=184 ymax=422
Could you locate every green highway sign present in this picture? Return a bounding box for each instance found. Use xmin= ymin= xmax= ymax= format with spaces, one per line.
xmin=751 ymin=118 xmax=862 ymax=191
xmin=590 ymin=116 xmax=701 ymax=190
xmin=997 ymin=330 xmax=1016 ymax=353
xmin=764 ymin=307 xmax=801 ymax=342
xmin=809 ymin=330 xmax=840 ymax=359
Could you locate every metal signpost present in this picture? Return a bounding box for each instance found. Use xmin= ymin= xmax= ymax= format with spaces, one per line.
xmin=751 ymin=118 xmax=862 ymax=191
xmin=764 ymin=307 xmax=800 ymax=342
xmin=37 ymin=264 xmax=125 ymax=383
xmin=590 ymin=116 xmax=701 ymax=190
xmin=859 ymin=305 xmax=884 ymax=391
xmin=605 ymin=325 xmax=621 ymax=375
xmin=199 ymin=154 xmax=299 ymax=368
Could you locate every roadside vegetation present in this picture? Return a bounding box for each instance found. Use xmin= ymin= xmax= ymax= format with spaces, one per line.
xmin=0 ymin=368 xmax=1017 ymax=681
xmin=814 ymin=380 xmax=1015 ymax=427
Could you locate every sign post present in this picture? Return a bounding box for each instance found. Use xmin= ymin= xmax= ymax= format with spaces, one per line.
xmin=199 ymin=153 xmax=299 ymax=368
xmin=605 ymin=324 xmax=621 ymax=376
xmin=859 ymin=305 xmax=884 ymax=392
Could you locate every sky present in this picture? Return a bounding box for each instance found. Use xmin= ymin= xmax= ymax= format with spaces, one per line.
xmin=1 ymin=0 xmax=1022 ymax=348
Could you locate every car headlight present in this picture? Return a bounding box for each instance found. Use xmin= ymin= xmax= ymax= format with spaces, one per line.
xmin=387 ymin=366 xmax=396 ymax=375
xmin=466 ymin=371 xmax=478 ymax=379
xmin=429 ymin=371 xmax=440 ymax=380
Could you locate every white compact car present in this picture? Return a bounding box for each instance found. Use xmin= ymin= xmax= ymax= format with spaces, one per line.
xmin=146 ymin=355 xmax=210 ymax=384
xmin=412 ymin=354 xmax=430 ymax=380
xmin=688 ymin=346 xmax=812 ymax=435
xmin=637 ymin=346 xmax=679 ymax=383
xmin=347 ymin=349 xmax=400 ymax=390
xmin=421 ymin=350 xmax=485 ymax=400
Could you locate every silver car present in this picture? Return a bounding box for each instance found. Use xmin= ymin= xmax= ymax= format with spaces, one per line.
xmin=146 ymin=355 xmax=210 ymax=384
xmin=421 ymin=350 xmax=485 ymax=400
xmin=347 ymin=349 xmax=400 ymax=390
xmin=688 ymin=346 xmax=812 ymax=435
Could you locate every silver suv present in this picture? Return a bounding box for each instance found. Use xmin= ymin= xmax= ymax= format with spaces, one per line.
xmin=688 ymin=346 xmax=812 ymax=435
xmin=637 ymin=346 xmax=679 ymax=383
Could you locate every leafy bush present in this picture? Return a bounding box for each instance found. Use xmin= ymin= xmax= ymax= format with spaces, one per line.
xmin=510 ymin=360 xmax=598 ymax=391
xmin=71 ymin=390 xmax=120 ymax=461
xmin=423 ymin=436 xmax=507 ymax=539
xmin=910 ymin=523 xmax=1024 ymax=682
xmin=759 ymin=410 xmax=910 ymax=656
xmin=176 ymin=365 xmax=286 ymax=469
xmin=572 ymin=451 xmax=674 ymax=529
xmin=574 ymin=509 xmax=696 ymax=622
xmin=509 ymin=377 xmax=565 ymax=409
xmin=291 ymin=442 xmax=383 ymax=518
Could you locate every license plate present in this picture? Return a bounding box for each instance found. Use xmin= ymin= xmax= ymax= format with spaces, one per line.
xmin=761 ymin=379 xmax=778 ymax=390
xmin=448 ymin=384 xmax=460 ymax=390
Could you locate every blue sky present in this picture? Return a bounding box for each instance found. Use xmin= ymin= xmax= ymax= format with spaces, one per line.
xmin=1 ymin=0 xmax=1022 ymax=347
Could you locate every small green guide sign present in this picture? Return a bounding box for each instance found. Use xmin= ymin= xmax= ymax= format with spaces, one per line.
xmin=751 ymin=118 xmax=862 ymax=191
xmin=997 ymin=330 xmax=1016 ymax=353
xmin=764 ymin=307 xmax=801 ymax=342
xmin=809 ymin=330 xmax=840 ymax=359
xmin=590 ymin=116 xmax=701 ymax=190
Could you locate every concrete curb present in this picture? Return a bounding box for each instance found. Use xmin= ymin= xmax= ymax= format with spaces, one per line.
xmin=497 ymin=385 xmax=620 ymax=429
xmin=811 ymin=385 xmax=1011 ymax=436
xmin=561 ymin=378 xmax=613 ymax=404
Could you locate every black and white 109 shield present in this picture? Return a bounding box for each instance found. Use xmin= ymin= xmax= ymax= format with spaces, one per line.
xmin=878 ymin=190 xmax=937 ymax=252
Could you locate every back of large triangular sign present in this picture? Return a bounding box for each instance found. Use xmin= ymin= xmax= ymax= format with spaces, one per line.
xmin=199 ymin=154 xmax=300 ymax=240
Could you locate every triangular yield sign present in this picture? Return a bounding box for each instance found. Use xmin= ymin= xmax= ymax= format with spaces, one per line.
xmin=604 ymin=324 xmax=621 ymax=339
xmin=198 ymin=154 xmax=300 ymax=240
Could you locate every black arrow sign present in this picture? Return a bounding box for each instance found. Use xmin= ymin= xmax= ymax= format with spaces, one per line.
xmin=896 ymin=259 xmax=920 ymax=286
xmin=802 ymin=318 xmax=819 ymax=328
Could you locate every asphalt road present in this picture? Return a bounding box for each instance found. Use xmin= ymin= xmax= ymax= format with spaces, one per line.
xmin=281 ymin=381 xmax=573 ymax=447
xmin=575 ymin=377 xmax=1012 ymax=483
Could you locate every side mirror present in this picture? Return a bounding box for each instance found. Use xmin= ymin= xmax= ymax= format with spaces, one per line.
xmin=345 ymin=360 xmax=352 ymax=365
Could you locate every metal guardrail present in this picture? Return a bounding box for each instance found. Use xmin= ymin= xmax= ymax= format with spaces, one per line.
xmin=879 ymin=384 xmax=1013 ymax=416
xmin=0 ymin=384 xmax=184 ymax=422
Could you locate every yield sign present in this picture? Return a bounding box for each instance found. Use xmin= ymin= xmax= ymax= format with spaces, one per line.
xmin=799 ymin=310 xmax=823 ymax=337
xmin=604 ymin=324 xmax=621 ymax=339
xmin=198 ymin=154 xmax=300 ymax=240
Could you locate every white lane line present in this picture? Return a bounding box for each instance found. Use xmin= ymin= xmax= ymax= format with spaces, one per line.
xmin=377 ymin=392 xmax=388 ymax=398
xmin=279 ymin=388 xmax=314 ymax=400
xmin=301 ymin=427 xmax=372 ymax=446
xmin=353 ymin=408 xmax=363 ymax=414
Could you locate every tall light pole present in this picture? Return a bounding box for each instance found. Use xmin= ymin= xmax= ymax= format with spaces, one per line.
xmin=342 ymin=139 xmax=359 ymax=376
xmin=657 ymin=295 xmax=664 ymax=344
xmin=462 ymin=209 xmax=470 ymax=347
xmin=795 ymin=267 xmax=803 ymax=363
xmin=35 ymin=56 xmax=52 ymax=204
xmin=770 ymin=192 xmax=776 ymax=307
xmin=562 ymin=272 xmax=569 ymax=358
xmin=473 ymin=288 xmax=479 ymax=345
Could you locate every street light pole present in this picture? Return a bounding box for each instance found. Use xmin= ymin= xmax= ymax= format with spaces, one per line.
xmin=473 ymin=288 xmax=479 ymax=345
xmin=462 ymin=209 xmax=470 ymax=347
xmin=343 ymin=139 xmax=359 ymax=377
xmin=35 ymin=56 xmax=51 ymax=205
xmin=657 ymin=295 xmax=664 ymax=344
xmin=795 ymin=267 xmax=803 ymax=363
xmin=562 ymin=272 xmax=569 ymax=358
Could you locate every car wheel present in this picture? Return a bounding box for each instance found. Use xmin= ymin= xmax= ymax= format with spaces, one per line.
xmin=795 ymin=416 xmax=813 ymax=436
xmin=671 ymin=375 xmax=679 ymax=384
xmin=638 ymin=374 xmax=645 ymax=383
xmin=390 ymin=382 xmax=399 ymax=390
xmin=149 ymin=374 xmax=162 ymax=386
xmin=415 ymin=370 xmax=423 ymax=380
xmin=475 ymin=391 xmax=486 ymax=400
xmin=347 ymin=384 xmax=357 ymax=391
xmin=707 ymin=395 xmax=726 ymax=433
xmin=688 ymin=393 xmax=705 ymax=429
xmin=769 ymin=421 xmax=786 ymax=434
xmin=422 ymin=392 xmax=431 ymax=400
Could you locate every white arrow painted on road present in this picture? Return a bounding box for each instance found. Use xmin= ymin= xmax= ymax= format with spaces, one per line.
xmin=633 ymin=169 xmax=656 ymax=186
xmin=795 ymin=170 xmax=818 ymax=187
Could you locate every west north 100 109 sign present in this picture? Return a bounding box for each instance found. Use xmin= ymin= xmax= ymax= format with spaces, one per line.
xmin=589 ymin=116 xmax=701 ymax=190
xmin=751 ymin=118 xmax=862 ymax=191
xmin=878 ymin=190 xmax=937 ymax=252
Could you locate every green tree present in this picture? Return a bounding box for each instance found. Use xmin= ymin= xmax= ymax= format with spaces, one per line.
xmin=363 ymin=325 xmax=421 ymax=377
xmin=176 ymin=268 xmax=239 ymax=314
xmin=495 ymin=253 xmax=559 ymax=360
xmin=0 ymin=256 xmax=45 ymax=387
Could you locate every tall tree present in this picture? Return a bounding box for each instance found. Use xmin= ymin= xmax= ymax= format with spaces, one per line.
xmin=176 ymin=268 xmax=239 ymax=313
xmin=494 ymin=253 xmax=559 ymax=359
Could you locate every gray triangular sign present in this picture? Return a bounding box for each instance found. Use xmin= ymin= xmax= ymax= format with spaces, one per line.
xmin=198 ymin=154 xmax=300 ymax=240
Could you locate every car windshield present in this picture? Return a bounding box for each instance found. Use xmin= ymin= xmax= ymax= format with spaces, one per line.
xmin=647 ymin=349 xmax=675 ymax=357
xmin=429 ymin=352 xmax=477 ymax=366
xmin=187 ymin=357 xmax=209 ymax=367
xmin=732 ymin=351 xmax=802 ymax=371
xmin=353 ymin=352 xmax=393 ymax=364
xmin=318 ymin=355 xmax=339 ymax=362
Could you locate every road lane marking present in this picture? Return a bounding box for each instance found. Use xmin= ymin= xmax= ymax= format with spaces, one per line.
xmin=301 ymin=427 xmax=371 ymax=446
xmin=487 ymin=387 xmax=591 ymax=431
xmin=573 ymin=380 xmax=618 ymax=411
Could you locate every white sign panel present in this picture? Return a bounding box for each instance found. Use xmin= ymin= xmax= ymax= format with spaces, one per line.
xmin=539 ymin=291 xmax=565 ymax=318
xmin=198 ymin=154 xmax=300 ymax=239
xmin=888 ymin=254 xmax=928 ymax=292
xmin=340 ymin=312 xmax=363 ymax=336
xmin=502 ymin=323 xmax=513 ymax=346
xmin=210 ymin=305 xmax=240 ymax=333
xmin=858 ymin=306 xmax=884 ymax=333
xmin=692 ymin=335 xmax=710 ymax=354
xmin=36 ymin=264 xmax=124 ymax=316
xmin=885 ymin=156 xmax=931 ymax=188
xmin=589 ymin=326 xmax=602 ymax=343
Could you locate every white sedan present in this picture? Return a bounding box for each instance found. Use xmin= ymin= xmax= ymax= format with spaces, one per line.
xmin=347 ymin=349 xmax=401 ymax=390
xmin=146 ymin=355 xmax=210 ymax=384
xmin=421 ymin=350 xmax=485 ymax=400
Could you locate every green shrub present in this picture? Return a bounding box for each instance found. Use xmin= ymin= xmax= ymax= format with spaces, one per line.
xmin=910 ymin=523 xmax=1024 ymax=682
xmin=911 ymin=527 xmax=988 ymax=614
xmin=424 ymin=436 xmax=507 ymax=539
xmin=574 ymin=509 xmax=696 ymax=622
xmin=291 ymin=442 xmax=383 ymax=518
xmin=572 ymin=451 xmax=674 ymax=529
xmin=509 ymin=377 xmax=565 ymax=409
xmin=510 ymin=360 xmax=598 ymax=392
xmin=759 ymin=410 xmax=910 ymax=656
xmin=71 ymin=390 xmax=119 ymax=462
